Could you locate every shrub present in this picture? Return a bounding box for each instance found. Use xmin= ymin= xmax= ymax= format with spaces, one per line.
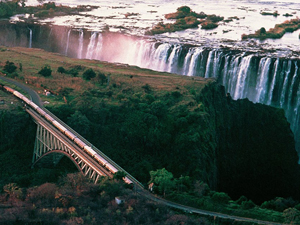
xmin=67 ymin=68 xmax=79 ymax=77
xmin=0 ymin=2 xmax=14 ymax=18
xmin=42 ymin=2 xmax=56 ymax=10
xmin=3 ymin=61 xmax=17 ymax=74
xmin=97 ymin=72 xmax=107 ymax=85
xmin=82 ymin=68 xmax=96 ymax=80
xmin=142 ymin=84 xmax=152 ymax=93
xmin=38 ymin=65 xmax=52 ymax=77
xmin=177 ymin=6 xmax=191 ymax=15
xmin=236 ymin=195 xmax=247 ymax=205
xmin=259 ymin=27 xmax=266 ymax=34
xmin=35 ymin=10 xmax=50 ymax=18
xmin=212 ymin=192 xmax=231 ymax=204
xmin=201 ymin=21 xmax=218 ymax=29
xmin=8 ymin=72 xmax=19 ymax=78
xmin=207 ymin=14 xmax=224 ymax=23
xmin=57 ymin=66 xmax=66 ymax=74
xmin=241 ymin=200 xmax=256 ymax=209
xmin=171 ymin=91 xmax=182 ymax=99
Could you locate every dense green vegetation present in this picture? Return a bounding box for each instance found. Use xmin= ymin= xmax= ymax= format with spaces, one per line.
xmin=146 ymin=6 xmax=224 ymax=35
xmin=0 ymin=0 xmax=96 ymax=19
xmin=1 ymin=47 xmax=300 ymax=224
xmin=242 ymin=18 xmax=300 ymax=40
xmin=0 ymin=172 xmax=214 ymax=224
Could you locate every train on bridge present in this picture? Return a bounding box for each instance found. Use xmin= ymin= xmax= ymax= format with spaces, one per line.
xmin=2 ymin=85 xmax=133 ymax=185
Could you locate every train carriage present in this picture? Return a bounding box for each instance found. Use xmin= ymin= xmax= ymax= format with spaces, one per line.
xmin=29 ymin=101 xmax=39 ymax=110
xmin=74 ymin=137 xmax=86 ymax=149
xmin=36 ymin=107 xmax=47 ymax=117
xmin=123 ymin=176 xmax=133 ymax=185
xmin=105 ymin=163 xmax=118 ymax=174
xmin=52 ymin=120 xmax=67 ymax=133
xmin=84 ymin=146 xmax=97 ymax=157
xmin=44 ymin=114 xmax=55 ymax=123
xmin=3 ymin=86 xmax=14 ymax=94
xmin=64 ymin=130 xmax=76 ymax=141
xmin=94 ymin=154 xmax=108 ymax=166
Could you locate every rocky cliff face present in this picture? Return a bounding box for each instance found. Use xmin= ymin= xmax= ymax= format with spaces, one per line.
xmin=200 ymin=83 xmax=300 ymax=202
xmin=1 ymin=79 xmax=299 ymax=203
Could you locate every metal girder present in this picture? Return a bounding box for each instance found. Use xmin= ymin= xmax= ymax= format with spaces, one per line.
xmin=32 ymin=122 xmax=108 ymax=183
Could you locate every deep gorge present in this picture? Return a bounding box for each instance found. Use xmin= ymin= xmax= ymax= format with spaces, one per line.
xmin=1 ymin=21 xmax=300 ymax=203
xmin=1 ymin=22 xmax=299 ymax=158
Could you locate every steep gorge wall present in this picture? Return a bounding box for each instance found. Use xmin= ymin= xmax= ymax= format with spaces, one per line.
xmin=200 ymin=83 xmax=300 ymax=202
xmin=1 ymin=22 xmax=299 ymax=159
xmin=1 ymin=22 xmax=300 ymax=202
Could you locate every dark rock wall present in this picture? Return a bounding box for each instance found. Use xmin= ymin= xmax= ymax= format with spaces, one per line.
xmin=200 ymin=83 xmax=300 ymax=203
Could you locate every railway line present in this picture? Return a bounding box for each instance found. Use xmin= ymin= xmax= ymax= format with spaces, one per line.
xmin=0 ymin=76 xmax=284 ymax=225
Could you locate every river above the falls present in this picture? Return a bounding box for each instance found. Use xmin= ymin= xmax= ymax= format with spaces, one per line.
xmin=16 ymin=0 xmax=300 ymax=57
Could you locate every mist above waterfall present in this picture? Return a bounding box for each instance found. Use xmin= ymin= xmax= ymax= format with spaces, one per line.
xmin=22 ymin=0 xmax=300 ymax=54
xmin=2 ymin=0 xmax=300 ymax=159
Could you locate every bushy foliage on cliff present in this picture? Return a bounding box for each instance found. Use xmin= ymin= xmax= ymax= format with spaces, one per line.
xmin=199 ymin=84 xmax=300 ymax=203
xmin=0 ymin=109 xmax=77 ymax=189
xmin=46 ymin=79 xmax=300 ymax=204
xmin=0 ymin=1 xmax=20 ymax=18
xmin=0 ymin=1 xmax=96 ymax=19
xmin=242 ymin=18 xmax=300 ymax=40
xmin=0 ymin=173 xmax=210 ymax=224
xmin=146 ymin=6 xmax=224 ymax=35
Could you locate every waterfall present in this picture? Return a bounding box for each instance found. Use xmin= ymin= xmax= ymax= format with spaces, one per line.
xmin=280 ymin=60 xmax=292 ymax=108
xmin=135 ymin=40 xmax=151 ymax=68
xmin=233 ymin=55 xmax=253 ymax=100
xmin=86 ymin=32 xmax=97 ymax=59
xmin=225 ymin=55 xmax=242 ymax=96
xmin=78 ymin=29 xmax=84 ymax=59
xmin=167 ymin=45 xmax=180 ymax=73
xmin=287 ymin=62 xmax=298 ymax=116
xmin=150 ymin=43 xmax=171 ymax=72
xmin=255 ymin=58 xmax=271 ymax=103
xmin=8 ymin=24 xmax=300 ymax=156
xmin=65 ymin=29 xmax=71 ymax=56
xmin=187 ymin=48 xmax=203 ymax=76
xmin=183 ymin=48 xmax=194 ymax=75
xmin=94 ymin=33 xmax=103 ymax=60
xmin=204 ymin=50 xmax=215 ymax=78
xmin=28 ymin=28 xmax=32 ymax=48
xmin=267 ymin=59 xmax=279 ymax=105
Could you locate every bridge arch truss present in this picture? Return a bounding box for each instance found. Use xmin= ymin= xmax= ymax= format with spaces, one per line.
xmin=32 ymin=122 xmax=107 ymax=183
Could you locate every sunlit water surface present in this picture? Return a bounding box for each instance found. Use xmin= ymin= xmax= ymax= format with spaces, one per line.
xmin=19 ymin=0 xmax=300 ymax=55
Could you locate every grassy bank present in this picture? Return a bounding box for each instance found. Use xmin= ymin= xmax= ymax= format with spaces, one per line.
xmin=1 ymin=46 xmax=299 ymax=224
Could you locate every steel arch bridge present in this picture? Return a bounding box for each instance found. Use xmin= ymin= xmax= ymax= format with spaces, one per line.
xmin=30 ymin=113 xmax=109 ymax=183
xmin=32 ymin=123 xmax=105 ymax=183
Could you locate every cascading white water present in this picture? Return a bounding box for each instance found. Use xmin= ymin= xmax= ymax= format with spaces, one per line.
xmin=94 ymin=33 xmax=103 ymax=60
xmin=225 ymin=55 xmax=242 ymax=96
xmin=204 ymin=50 xmax=215 ymax=78
xmin=65 ymin=29 xmax=71 ymax=56
xmin=255 ymin=58 xmax=272 ymax=103
xmin=86 ymin=32 xmax=97 ymax=59
xmin=267 ymin=59 xmax=279 ymax=105
xmin=187 ymin=48 xmax=203 ymax=76
xmin=59 ymin=29 xmax=300 ymax=155
xmin=149 ymin=43 xmax=171 ymax=72
xmin=287 ymin=62 xmax=298 ymax=115
xmin=28 ymin=28 xmax=32 ymax=48
xmin=167 ymin=45 xmax=180 ymax=73
xmin=280 ymin=60 xmax=292 ymax=108
xmin=233 ymin=55 xmax=253 ymax=100
xmin=78 ymin=29 xmax=84 ymax=59
xmin=182 ymin=48 xmax=194 ymax=75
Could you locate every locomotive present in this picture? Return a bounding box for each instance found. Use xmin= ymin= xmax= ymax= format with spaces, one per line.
xmin=2 ymin=85 xmax=133 ymax=185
